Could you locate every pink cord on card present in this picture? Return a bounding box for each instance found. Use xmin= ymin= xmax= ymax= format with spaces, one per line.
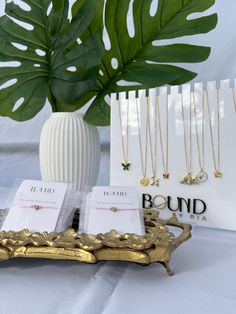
xmin=96 ymin=207 xmax=138 ymax=212
xmin=14 ymin=205 xmax=57 ymax=210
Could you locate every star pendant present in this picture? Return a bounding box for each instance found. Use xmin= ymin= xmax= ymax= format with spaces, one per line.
xmin=151 ymin=176 xmax=160 ymax=187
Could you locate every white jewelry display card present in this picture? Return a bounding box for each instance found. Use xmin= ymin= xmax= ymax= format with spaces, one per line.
xmin=110 ymin=79 xmax=236 ymax=231
xmin=82 ymin=186 xmax=144 ymax=235
xmin=2 ymin=180 xmax=68 ymax=232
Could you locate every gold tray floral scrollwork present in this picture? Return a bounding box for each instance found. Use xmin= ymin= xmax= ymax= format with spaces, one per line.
xmin=0 ymin=210 xmax=192 ymax=276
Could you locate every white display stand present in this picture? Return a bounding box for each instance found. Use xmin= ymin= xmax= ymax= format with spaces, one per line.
xmin=110 ymin=79 xmax=236 ymax=231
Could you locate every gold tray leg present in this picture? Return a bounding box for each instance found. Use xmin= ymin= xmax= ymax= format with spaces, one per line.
xmin=159 ymin=261 xmax=174 ymax=276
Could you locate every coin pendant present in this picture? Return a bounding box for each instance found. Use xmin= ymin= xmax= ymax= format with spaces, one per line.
xmin=140 ymin=177 xmax=150 ymax=187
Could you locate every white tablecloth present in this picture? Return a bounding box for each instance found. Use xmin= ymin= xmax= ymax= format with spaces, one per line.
xmin=0 ymin=226 xmax=235 ymax=314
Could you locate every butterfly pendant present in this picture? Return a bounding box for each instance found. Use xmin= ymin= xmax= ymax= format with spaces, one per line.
xmin=121 ymin=161 xmax=131 ymax=171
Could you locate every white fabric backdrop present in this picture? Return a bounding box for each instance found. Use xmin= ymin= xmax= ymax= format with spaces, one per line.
xmin=0 ymin=2 xmax=236 ymax=313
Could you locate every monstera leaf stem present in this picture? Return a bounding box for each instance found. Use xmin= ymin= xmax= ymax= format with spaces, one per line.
xmin=49 ymin=88 xmax=58 ymax=112
xmin=95 ymin=80 xmax=104 ymax=91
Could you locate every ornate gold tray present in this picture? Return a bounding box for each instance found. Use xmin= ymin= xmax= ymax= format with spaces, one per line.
xmin=0 ymin=210 xmax=191 ymax=276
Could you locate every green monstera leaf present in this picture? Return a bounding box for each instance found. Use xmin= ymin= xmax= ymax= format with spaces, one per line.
xmin=68 ymin=0 xmax=217 ymax=126
xmin=0 ymin=0 xmax=103 ymax=121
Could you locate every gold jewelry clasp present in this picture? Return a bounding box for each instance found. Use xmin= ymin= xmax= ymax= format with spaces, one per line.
xmin=31 ymin=205 xmax=42 ymax=210
xmin=110 ymin=207 xmax=118 ymax=212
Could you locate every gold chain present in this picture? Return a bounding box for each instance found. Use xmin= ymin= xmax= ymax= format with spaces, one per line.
xmin=192 ymin=92 xmax=208 ymax=183
xmin=147 ymin=97 xmax=159 ymax=186
xmin=136 ymin=97 xmax=150 ymax=186
xmin=206 ymin=89 xmax=222 ymax=177
xmin=118 ymin=98 xmax=131 ymax=170
xmin=192 ymin=92 xmax=204 ymax=169
xmin=156 ymin=94 xmax=169 ymax=179
xmin=180 ymin=92 xmax=199 ymax=185
xmin=181 ymin=92 xmax=192 ymax=173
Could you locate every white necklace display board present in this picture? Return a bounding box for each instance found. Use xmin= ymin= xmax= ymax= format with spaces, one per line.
xmin=110 ymin=79 xmax=236 ymax=231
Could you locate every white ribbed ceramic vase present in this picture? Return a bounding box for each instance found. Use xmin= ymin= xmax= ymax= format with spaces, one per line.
xmin=39 ymin=112 xmax=100 ymax=191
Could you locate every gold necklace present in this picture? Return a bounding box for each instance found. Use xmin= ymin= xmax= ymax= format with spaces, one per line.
xmin=192 ymin=92 xmax=208 ymax=183
xmin=136 ymin=97 xmax=150 ymax=187
xmin=180 ymin=92 xmax=198 ymax=185
xmin=156 ymin=94 xmax=169 ymax=179
xmin=147 ymin=97 xmax=159 ymax=186
xmin=118 ymin=98 xmax=131 ymax=171
xmin=206 ymin=90 xmax=222 ymax=178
